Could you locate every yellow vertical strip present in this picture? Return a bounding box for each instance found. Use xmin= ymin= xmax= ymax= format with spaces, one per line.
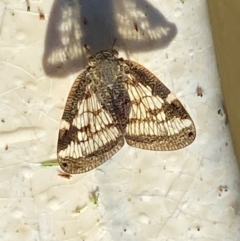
xmin=207 ymin=0 xmax=240 ymax=167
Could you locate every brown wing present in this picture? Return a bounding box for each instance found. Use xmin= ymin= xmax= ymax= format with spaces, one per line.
xmin=57 ymin=72 xmax=124 ymax=174
xmin=123 ymin=60 xmax=196 ymax=151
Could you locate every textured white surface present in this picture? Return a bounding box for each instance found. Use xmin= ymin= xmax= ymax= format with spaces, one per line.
xmin=0 ymin=0 xmax=240 ymax=241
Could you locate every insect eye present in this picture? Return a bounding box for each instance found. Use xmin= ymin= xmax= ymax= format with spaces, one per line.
xmin=112 ymin=49 xmax=119 ymax=57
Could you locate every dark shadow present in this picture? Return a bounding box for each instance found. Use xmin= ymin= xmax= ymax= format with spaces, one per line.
xmin=43 ymin=0 xmax=177 ymax=77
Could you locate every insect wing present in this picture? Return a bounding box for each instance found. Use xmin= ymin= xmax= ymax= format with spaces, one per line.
xmin=124 ymin=60 xmax=196 ymax=151
xmin=57 ymin=72 xmax=124 ymax=174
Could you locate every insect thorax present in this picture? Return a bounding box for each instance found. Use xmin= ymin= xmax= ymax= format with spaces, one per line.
xmin=85 ymin=51 xmax=131 ymax=132
xmin=87 ymin=52 xmax=125 ymax=89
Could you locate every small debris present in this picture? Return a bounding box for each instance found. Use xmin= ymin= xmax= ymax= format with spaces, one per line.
xmin=89 ymin=187 xmax=99 ymax=206
xmin=26 ymin=0 xmax=30 ymax=11
xmin=196 ymin=85 xmax=203 ymax=97
xmin=218 ymin=185 xmax=228 ymax=196
xmin=38 ymin=8 xmax=45 ymax=20
xmin=58 ymin=171 xmax=72 ymax=179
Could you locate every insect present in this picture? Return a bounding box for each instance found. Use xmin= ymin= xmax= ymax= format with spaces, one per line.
xmin=57 ymin=50 xmax=196 ymax=174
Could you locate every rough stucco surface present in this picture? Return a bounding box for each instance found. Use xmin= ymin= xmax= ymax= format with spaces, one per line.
xmin=0 ymin=0 xmax=240 ymax=241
